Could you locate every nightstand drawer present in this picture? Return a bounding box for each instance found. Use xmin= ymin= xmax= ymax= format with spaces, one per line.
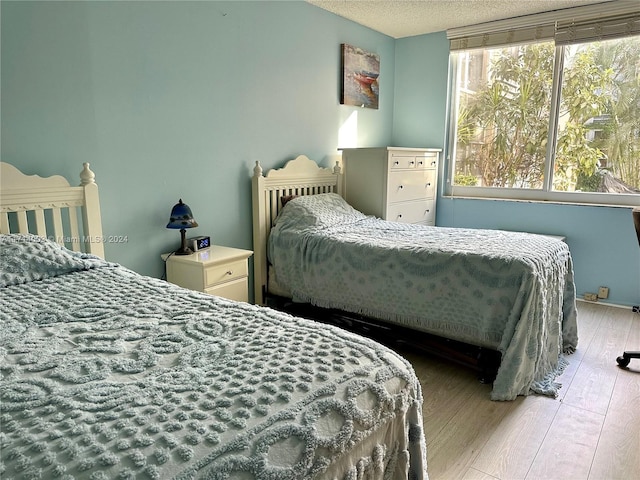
xmin=205 ymin=277 xmax=249 ymax=303
xmin=204 ymin=259 xmax=248 ymax=287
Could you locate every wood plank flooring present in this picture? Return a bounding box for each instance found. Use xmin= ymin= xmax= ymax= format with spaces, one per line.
xmin=396 ymin=302 xmax=640 ymax=480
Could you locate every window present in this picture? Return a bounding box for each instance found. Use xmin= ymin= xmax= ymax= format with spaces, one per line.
xmin=447 ymin=6 xmax=640 ymax=206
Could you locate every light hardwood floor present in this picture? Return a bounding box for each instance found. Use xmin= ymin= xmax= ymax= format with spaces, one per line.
xmin=397 ymin=301 xmax=640 ymax=480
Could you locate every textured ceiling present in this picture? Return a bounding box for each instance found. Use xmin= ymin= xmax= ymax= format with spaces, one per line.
xmin=306 ymin=0 xmax=615 ymax=38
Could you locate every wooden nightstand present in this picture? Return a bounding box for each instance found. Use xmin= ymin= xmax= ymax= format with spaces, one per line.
xmin=164 ymin=245 xmax=253 ymax=302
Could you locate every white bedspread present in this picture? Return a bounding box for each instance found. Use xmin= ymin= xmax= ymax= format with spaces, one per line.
xmin=268 ymin=194 xmax=579 ymax=401
xmin=0 ymin=234 xmax=427 ymax=479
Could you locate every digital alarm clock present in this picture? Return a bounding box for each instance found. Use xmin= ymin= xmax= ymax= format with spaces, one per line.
xmin=189 ymin=235 xmax=211 ymax=251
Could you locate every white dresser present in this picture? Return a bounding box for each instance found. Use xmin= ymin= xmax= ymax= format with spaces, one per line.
xmin=341 ymin=147 xmax=441 ymax=225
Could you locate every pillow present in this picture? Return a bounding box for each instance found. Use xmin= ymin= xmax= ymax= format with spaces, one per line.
xmin=0 ymin=234 xmax=106 ymax=288
xmin=273 ymin=193 xmax=366 ymax=230
xmin=280 ymin=194 xmax=299 ymax=207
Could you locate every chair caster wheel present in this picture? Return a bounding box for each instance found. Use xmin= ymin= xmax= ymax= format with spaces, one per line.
xmin=616 ymin=355 xmax=630 ymax=368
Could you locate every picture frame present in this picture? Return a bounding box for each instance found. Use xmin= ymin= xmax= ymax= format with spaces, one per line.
xmin=340 ymin=43 xmax=380 ymax=109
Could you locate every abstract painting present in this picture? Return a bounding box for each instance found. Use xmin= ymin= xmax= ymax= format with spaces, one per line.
xmin=341 ymin=44 xmax=380 ymax=109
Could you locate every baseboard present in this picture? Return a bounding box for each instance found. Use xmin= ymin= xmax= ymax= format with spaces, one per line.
xmin=576 ymin=297 xmax=637 ymax=310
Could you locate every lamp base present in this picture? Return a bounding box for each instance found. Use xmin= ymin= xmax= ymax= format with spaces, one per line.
xmin=174 ymin=228 xmax=194 ymax=255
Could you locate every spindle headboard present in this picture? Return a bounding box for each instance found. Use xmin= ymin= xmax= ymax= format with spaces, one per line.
xmin=251 ymin=154 xmax=342 ymax=304
xmin=0 ymin=162 xmax=105 ymax=258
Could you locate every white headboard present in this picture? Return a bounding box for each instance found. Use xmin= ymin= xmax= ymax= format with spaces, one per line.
xmin=251 ymin=155 xmax=342 ymax=305
xmin=0 ymin=162 xmax=105 ymax=258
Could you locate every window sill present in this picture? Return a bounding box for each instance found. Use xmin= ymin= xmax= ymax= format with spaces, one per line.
xmin=441 ymin=194 xmax=637 ymax=209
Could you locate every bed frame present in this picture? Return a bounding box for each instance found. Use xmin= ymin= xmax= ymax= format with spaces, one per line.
xmin=0 ymin=162 xmax=105 ymax=258
xmin=251 ymin=154 xmax=342 ymax=305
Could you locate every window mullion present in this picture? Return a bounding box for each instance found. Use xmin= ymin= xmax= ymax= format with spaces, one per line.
xmin=543 ymin=46 xmax=565 ymax=193
xmin=446 ymin=53 xmax=462 ymax=196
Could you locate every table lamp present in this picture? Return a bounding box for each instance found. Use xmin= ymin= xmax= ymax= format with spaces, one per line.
xmin=167 ymin=199 xmax=198 ymax=255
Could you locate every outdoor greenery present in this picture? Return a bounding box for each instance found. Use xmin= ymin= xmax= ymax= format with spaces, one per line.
xmin=455 ymin=36 xmax=640 ymax=194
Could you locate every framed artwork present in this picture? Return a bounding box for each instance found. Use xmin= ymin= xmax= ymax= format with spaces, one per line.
xmin=340 ymin=44 xmax=380 ymax=109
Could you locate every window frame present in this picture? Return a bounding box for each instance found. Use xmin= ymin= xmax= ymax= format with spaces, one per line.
xmin=444 ymin=6 xmax=640 ymax=208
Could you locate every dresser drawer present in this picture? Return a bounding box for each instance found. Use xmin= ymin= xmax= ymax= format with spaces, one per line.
xmin=387 ymin=170 xmax=436 ymax=203
xmin=204 ymin=259 xmax=248 ymax=287
xmin=389 ymin=153 xmax=438 ymax=170
xmin=390 ymin=155 xmax=421 ymax=169
xmin=205 ymin=278 xmax=249 ymax=302
xmin=415 ymin=155 xmax=438 ymax=170
xmin=387 ymin=200 xmax=435 ymax=224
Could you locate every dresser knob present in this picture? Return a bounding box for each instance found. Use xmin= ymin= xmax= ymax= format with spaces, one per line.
xmin=399 ymin=185 xmax=404 ymax=189
xmin=398 ymin=214 xmax=402 ymax=218
xmin=226 ymin=270 xmax=233 ymax=276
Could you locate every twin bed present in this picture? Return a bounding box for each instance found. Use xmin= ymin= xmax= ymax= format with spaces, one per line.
xmin=0 ymin=162 xmax=426 ymax=479
xmin=252 ymin=155 xmax=578 ymax=402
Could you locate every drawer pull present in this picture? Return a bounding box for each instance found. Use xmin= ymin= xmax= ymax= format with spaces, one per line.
xmin=226 ymin=270 xmax=233 ymax=276
xmin=394 ymin=161 xmax=399 ymax=166
xmin=418 ymin=161 xmax=423 ymax=166
xmin=398 ymin=185 xmax=404 ymax=189
xmin=409 ymin=161 xmax=415 ymax=166
xmin=426 ymin=182 xmax=432 ymax=187
xmin=397 ymin=214 xmax=403 ymax=219
xmin=431 ymin=161 xmax=437 ymax=166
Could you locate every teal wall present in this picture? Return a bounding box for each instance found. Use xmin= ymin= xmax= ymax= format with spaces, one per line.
xmin=393 ymin=33 xmax=640 ymax=307
xmin=2 ymin=1 xmax=638 ymax=306
xmin=392 ymin=32 xmax=450 ymax=148
xmin=1 ymin=0 xmax=396 ymax=295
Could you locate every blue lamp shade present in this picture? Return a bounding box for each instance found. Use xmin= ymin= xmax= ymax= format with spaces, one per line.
xmin=167 ymin=199 xmax=198 ymax=229
xmin=167 ymin=199 xmax=198 ymax=255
